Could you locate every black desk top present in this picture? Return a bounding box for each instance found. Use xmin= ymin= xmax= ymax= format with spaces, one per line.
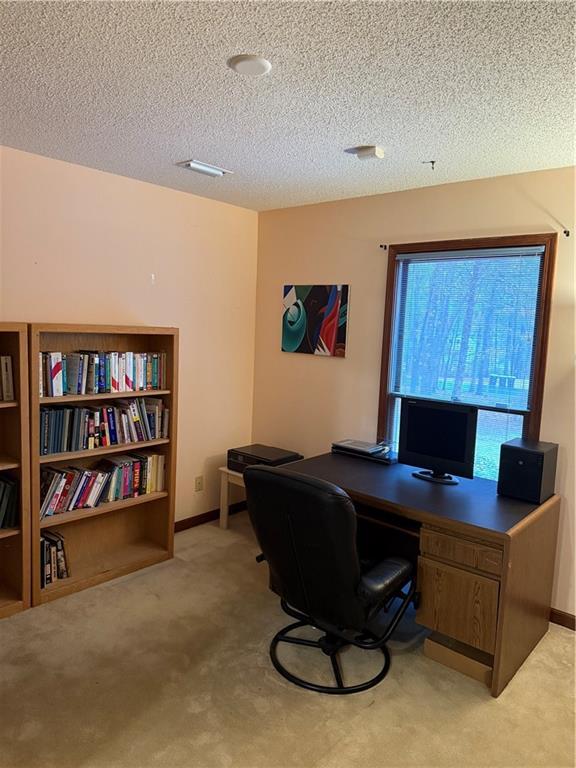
xmin=288 ymin=453 xmax=540 ymax=539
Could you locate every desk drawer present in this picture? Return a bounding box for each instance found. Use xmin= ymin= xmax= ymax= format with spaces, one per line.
xmin=421 ymin=529 xmax=503 ymax=576
xmin=416 ymin=557 xmax=499 ymax=654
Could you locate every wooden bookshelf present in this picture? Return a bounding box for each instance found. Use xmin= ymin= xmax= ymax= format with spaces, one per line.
xmin=0 ymin=323 xmax=30 ymax=619
xmin=30 ymin=324 xmax=178 ymax=606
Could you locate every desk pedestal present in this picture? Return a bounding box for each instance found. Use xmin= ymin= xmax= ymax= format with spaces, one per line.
xmin=414 ymin=496 xmax=560 ymax=696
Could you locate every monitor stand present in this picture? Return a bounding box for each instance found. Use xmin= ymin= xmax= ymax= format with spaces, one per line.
xmin=412 ymin=469 xmax=458 ymax=486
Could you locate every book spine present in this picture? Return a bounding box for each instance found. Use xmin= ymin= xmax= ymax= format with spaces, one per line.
xmin=76 ymin=354 xmax=84 ymax=395
xmin=93 ymin=410 xmax=101 ymax=448
xmin=43 ymin=353 xmax=52 ymax=397
xmin=101 ymin=408 xmax=110 ymax=446
xmin=162 ymin=408 xmax=170 ymax=439
xmin=81 ymin=354 xmax=89 ymax=395
xmin=69 ymin=472 xmax=90 ymax=510
xmin=50 ymin=543 xmax=58 ymax=582
xmin=65 ymin=354 xmax=77 ymax=395
xmin=105 ymin=354 xmax=111 ymax=392
xmin=129 ymin=401 xmax=145 ymax=441
xmin=54 ymin=409 xmax=62 ymax=453
xmin=40 ymin=539 xmax=46 ymax=588
xmin=58 ymin=471 xmax=80 ymax=513
xmin=151 ymin=454 xmax=159 ymax=493
xmin=55 ymin=538 xmax=69 ymax=579
xmin=122 ymin=462 xmax=130 ymax=497
xmin=152 ymin=354 xmax=159 ymax=389
xmin=93 ymin=353 xmax=100 ymax=394
xmin=86 ymin=473 xmax=105 ymax=508
xmin=77 ymin=472 xmax=97 ymax=508
xmin=87 ymin=416 xmax=95 ymax=450
xmin=98 ymin=353 xmax=106 ymax=393
xmin=0 ymin=356 xmax=14 ymax=401
xmin=107 ymin=407 xmax=118 ymax=444
xmin=43 ymin=539 xmax=51 ymax=586
xmin=39 ymin=473 xmax=59 ymax=518
xmin=146 ymin=354 xmax=152 ymax=390
xmin=95 ymin=472 xmax=112 ymax=506
xmin=82 ymin=409 xmax=90 ymax=450
xmin=137 ymin=399 xmax=152 ymax=440
xmin=61 ymin=354 xmax=68 ymax=395
xmin=139 ymin=354 xmax=145 ymax=391
xmin=119 ymin=353 xmax=126 ymax=393
xmin=157 ymin=454 xmax=165 ymax=492
xmin=49 ymin=353 xmax=63 ymax=397
xmin=86 ymin=354 xmax=96 ymax=394
xmin=125 ymin=351 xmax=134 ymax=391
xmin=41 ymin=409 xmax=50 ymax=454
xmin=132 ymin=459 xmax=141 ymax=497
xmin=139 ymin=456 xmax=148 ymax=495
xmin=110 ymin=352 xmax=119 ymax=392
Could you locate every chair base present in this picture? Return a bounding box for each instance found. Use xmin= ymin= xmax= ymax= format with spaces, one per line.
xmin=270 ymin=619 xmax=391 ymax=695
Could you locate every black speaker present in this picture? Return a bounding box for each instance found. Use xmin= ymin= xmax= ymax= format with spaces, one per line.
xmin=497 ymin=439 xmax=558 ymax=504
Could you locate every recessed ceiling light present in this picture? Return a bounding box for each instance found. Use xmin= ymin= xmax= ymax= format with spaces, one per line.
xmin=227 ymin=54 xmax=272 ymax=77
xmin=345 ymin=145 xmax=385 ymax=160
xmin=176 ymin=159 xmax=233 ymax=178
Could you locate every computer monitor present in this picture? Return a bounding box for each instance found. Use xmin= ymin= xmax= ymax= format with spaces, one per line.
xmin=398 ymin=398 xmax=478 ymax=485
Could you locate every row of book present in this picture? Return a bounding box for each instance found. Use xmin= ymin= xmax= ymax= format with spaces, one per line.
xmin=40 ymin=398 xmax=169 ymax=455
xmin=0 ymin=356 xmax=14 ymax=401
xmin=41 ymin=531 xmax=70 ymax=587
xmin=39 ymin=351 xmax=168 ymax=397
xmin=40 ymin=452 xmax=166 ymax=518
xmin=0 ymin=477 xmax=18 ymax=528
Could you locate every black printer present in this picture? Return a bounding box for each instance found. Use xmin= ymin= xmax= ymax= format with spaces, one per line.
xmin=227 ymin=443 xmax=303 ymax=473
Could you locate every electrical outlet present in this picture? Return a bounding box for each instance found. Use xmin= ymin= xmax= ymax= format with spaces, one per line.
xmin=194 ymin=475 xmax=204 ymax=492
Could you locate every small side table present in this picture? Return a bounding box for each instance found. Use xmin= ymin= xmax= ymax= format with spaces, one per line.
xmin=218 ymin=466 xmax=245 ymax=529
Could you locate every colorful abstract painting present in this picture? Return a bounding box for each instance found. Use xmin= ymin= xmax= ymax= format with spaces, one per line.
xmin=282 ymin=285 xmax=349 ymax=356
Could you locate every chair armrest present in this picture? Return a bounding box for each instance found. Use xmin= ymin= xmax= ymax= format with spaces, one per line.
xmin=357 ymin=557 xmax=413 ymax=608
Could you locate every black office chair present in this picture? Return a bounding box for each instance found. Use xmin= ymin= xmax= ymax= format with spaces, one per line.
xmin=244 ymin=465 xmax=416 ymax=695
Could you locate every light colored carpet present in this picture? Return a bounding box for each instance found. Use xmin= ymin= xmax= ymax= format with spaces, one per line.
xmin=0 ymin=512 xmax=574 ymax=768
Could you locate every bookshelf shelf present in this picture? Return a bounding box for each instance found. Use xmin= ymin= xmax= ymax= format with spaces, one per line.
xmin=39 ymin=389 xmax=170 ymax=405
xmin=40 ymin=540 xmax=169 ymax=603
xmin=40 ymin=490 xmax=169 ymax=529
xmin=30 ymin=323 xmax=178 ymax=606
xmin=39 ymin=438 xmax=170 ymax=464
xmin=0 ymin=455 xmax=20 ymax=471
xmin=0 ymin=584 xmax=23 ymax=618
xmin=0 ymin=323 xmax=30 ymax=619
xmin=0 ymin=527 xmax=20 ymax=540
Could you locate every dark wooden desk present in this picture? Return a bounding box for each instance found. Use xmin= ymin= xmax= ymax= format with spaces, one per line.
xmin=289 ymin=453 xmax=560 ymax=697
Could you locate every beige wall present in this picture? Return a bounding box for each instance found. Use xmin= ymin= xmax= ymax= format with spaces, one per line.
xmin=0 ymin=146 xmax=258 ymax=520
xmin=1 ymin=147 xmax=573 ymax=613
xmin=254 ymin=167 xmax=575 ymax=614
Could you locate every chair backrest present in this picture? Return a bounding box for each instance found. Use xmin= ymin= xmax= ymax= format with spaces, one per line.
xmin=244 ymin=465 xmax=366 ymax=631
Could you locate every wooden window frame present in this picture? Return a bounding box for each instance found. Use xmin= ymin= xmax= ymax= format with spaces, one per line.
xmin=377 ymin=233 xmax=558 ymax=444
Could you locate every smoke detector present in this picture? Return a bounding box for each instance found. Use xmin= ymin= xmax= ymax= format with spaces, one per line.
xmin=227 ymin=54 xmax=272 ymax=77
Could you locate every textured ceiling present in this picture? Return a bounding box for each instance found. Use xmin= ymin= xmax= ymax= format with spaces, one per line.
xmin=1 ymin=1 xmax=574 ymax=211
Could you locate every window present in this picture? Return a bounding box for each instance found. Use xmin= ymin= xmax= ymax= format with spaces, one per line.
xmin=378 ymin=235 xmax=557 ymax=479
